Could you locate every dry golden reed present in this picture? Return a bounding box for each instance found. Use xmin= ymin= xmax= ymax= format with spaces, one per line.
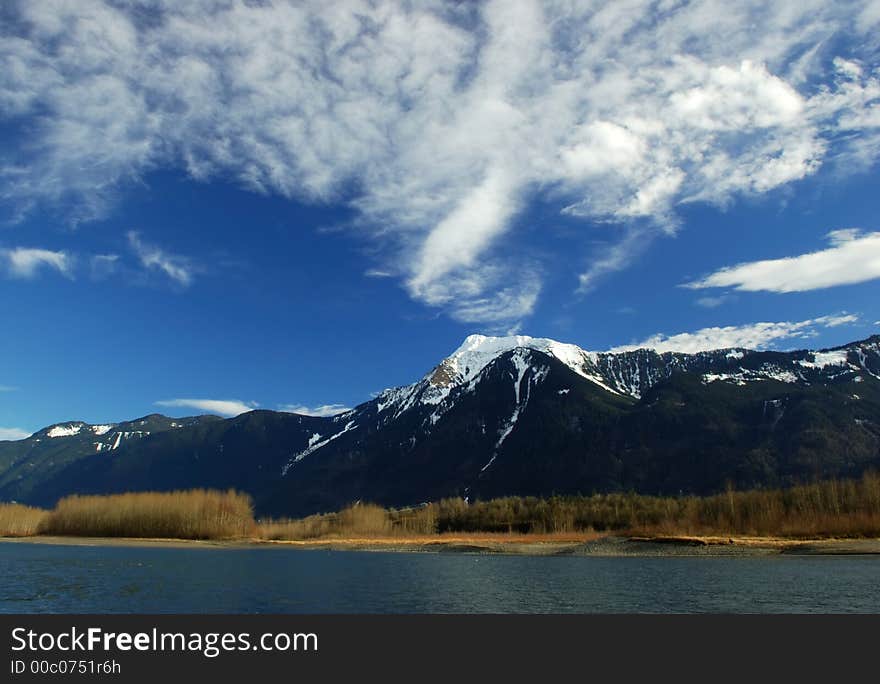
xmin=260 ymin=472 xmax=880 ymax=541
xmin=0 ymin=503 xmax=48 ymax=537
xmin=260 ymin=503 xmax=397 ymax=539
xmin=3 ymin=474 xmax=880 ymax=542
xmin=38 ymin=489 xmax=256 ymax=539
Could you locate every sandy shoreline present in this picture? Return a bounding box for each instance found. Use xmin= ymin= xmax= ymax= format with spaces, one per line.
xmin=3 ymin=533 xmax=880 ymax=556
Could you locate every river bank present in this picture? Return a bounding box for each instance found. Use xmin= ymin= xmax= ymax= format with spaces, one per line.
xmin=3 ymin=533 xmax=880 ymax=556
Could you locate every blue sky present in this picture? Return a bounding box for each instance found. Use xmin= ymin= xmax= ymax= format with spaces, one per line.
xmin=2 ymin=1 xmax=880 ymax=436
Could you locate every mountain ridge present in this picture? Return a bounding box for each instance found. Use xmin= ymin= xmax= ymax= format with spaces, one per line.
xmin=1 ymin=332 xmax=879 ymax=516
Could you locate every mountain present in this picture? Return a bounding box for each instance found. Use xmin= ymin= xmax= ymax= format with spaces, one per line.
xmin=2 ymin=334 xmax=879 ymax=516
xmin=0 ymin=414 xmax=222 ymax=502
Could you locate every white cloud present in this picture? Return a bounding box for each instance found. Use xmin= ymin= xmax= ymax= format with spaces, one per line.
xmin=128 ymin=232 xmax=193 ymax=287
xmin=578 ymin=227 xmax=656 ymax=291
xmin=155 ymin=398 xmax=257 ymax=417
xmin=1 ymin=247 xmax=72 ymax=279
xmin=0 ymin=427 xmax=31 ymax=441
xmin=408 ymin=167 xmax=520 ymax=297
xmin=446 ymin=270 xmax=542 ymax=325
xmin=2 ymin=2 xmax=880 ymax=320
xmin=0 ymin=242 xmax=190 ymax=286
xmin=610 ymin=314 xmax=859 ymax=354
xmin=686 ymin=229 xmax=880 ymax=292
xmin=695 ymin=295 xmax=731 ymax=309
xmin=90 ymin=254 xmax=120 ymax=279
xmin=279 ymin=404 xmax=352 ymax=417
xmin=0 ymin=385 xmax=17 ymax=392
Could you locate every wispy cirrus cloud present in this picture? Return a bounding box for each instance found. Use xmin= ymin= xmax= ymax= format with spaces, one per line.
xmin=610 ymin=313 xmax=859 ymax=354
xmin=127 ymin=232 xmax=194 ymax=287
xmin=578 ymin=227 xmax=656 ymax=292
xmin=364 ymin=269 xmax=394 ymax=279
xmin=2 ymin=2 xmax=880 ymax=323
xmin=0 ymin=235 xmax=195 ymax=287
xmin=695 ymin=294 xmax=734 ymax=309
xmin=279 ymin=404 xmax=352 ymax=417
xmin=155 ymin=398 xmax=257 ymax=417
xmin=0 ymin=247 xmax=72 ymax=279
xmin=686 ymin=229 xmax=880 ymax=293
xmin=89 ymin=254 xmax=120 ymax=280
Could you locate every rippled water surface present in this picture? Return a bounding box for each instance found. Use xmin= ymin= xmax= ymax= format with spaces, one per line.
xmin=2 ymin=542 xmax=878 ymax=613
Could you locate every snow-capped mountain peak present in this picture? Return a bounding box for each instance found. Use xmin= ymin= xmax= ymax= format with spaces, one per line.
xmin=374 ymin=333 xmax=880 ymax=420
xmin=431 ymin=334 xmax=598 ymax=388
xmin=374 ymin=335 xmax=580 ymax=418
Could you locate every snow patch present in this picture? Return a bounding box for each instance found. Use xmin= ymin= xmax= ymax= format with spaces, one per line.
xmin=703 ymin=372 xmax=748 ymax=386
xmin=104 ymin=430 xmax=149 ymax=450
xmin=703 ymin=366 xmax=798 ymax=386
xmin=376 ymin=385 xmax=421 ymax=418
xmin=762 ymin=368 xmax=799 ymax=383
xmin=557 ymin=388 xmax=570 ymax=395
xmin=47 ymin=424 xmax=82 ymax=438
xmin=282 ymin=421 xmax=357 ymax=475
xmin=481 ymin=349 xmax=547 ymax=473
xmin=90 ymin=425 xmax=113 ymax=436
xmin=797 ymin=350 xmax=849 ymax=369
xmin=853 ymin=347 xmax=880 ymax=380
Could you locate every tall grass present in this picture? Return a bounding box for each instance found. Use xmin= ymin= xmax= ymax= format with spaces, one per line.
xmin=261 ymin=472 xmax=880 ymax=540
xmin=3 ymin=475 xmax=880 ymax=541
xmin=0 ymin=503 xmax=48 ymax=537
xmin=432 ymin=472 xmax=880 ymax=538
xmin=38 ymin=489 xmax=256 ymax=539
xmin=259 ymin=503 xmax=422 ymax=540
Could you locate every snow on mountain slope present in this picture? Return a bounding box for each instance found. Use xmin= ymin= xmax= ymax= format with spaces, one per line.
xmin=375 ymin=334 xmax=620 ymax=419
xmin=281 ymin=419 xmax=357 ymax=475
xmin=480 ymin=347 xmax=550 ymax=474
xmin=25 ymin=415 xmax=216 ymax=456
xmin=47 ymin=424 xmax=84 ymax=438
xmin=373 ymin=333 xmax=880 ymax=421
xmin=438 ymin=334 xmax=597 ymax=384
xmin=37 ymin=421 xmax=150 ymax=451
xmin=450 ymin=334 xmax=625 ymax=395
